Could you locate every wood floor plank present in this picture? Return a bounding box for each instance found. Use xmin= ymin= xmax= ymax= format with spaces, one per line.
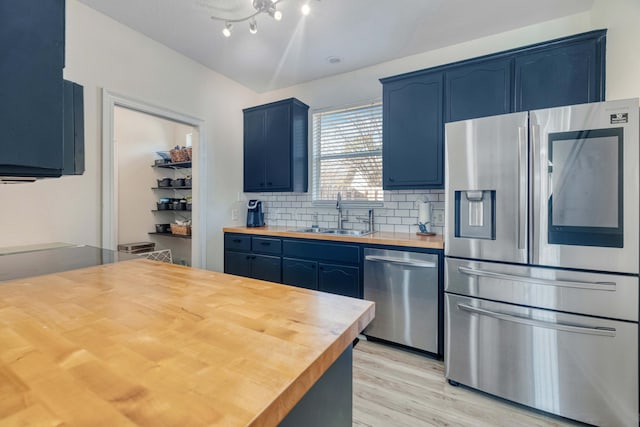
xmin=353 ymin=340 xmax=579 ymax=427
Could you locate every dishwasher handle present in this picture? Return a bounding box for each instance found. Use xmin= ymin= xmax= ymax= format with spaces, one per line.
xmin=365 ymin=255 xmax=436 ymax=268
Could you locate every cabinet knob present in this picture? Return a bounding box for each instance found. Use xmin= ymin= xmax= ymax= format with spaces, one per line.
xmin=233 ymin=239 xmax=241 ymax=243
xmin=260 ymin=182 xmax=265 ymax=187
xmin=388 ymin=177 xmax=395 ymax=182
xmin=267 ymin=182 xmax=273 ymax=186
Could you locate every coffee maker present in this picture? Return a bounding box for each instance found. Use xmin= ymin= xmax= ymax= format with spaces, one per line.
xmin=246 ymin=199 xmax=265 ymax=227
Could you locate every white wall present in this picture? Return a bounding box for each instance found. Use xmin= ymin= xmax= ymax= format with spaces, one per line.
xmin=0 ymin=0 xmax=258 ymax=272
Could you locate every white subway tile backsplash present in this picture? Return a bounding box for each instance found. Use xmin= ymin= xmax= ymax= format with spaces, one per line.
xmin=245 ymin=190 xmax=446 ymax=234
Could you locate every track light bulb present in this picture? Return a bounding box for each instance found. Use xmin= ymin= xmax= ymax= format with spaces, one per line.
xmin=301 ymin=4 xmax=310 ymax=15
xmin=274 ymin=10 xmax=282 ymax=20
xmin=249 ymin=19 xmax=258 ymax=34
xmin=222 ymin=22 xmax=232 ymax=37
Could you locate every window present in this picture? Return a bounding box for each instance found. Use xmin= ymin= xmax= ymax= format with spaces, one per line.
xmin=312 ymin=103 xmax=383 ymax=203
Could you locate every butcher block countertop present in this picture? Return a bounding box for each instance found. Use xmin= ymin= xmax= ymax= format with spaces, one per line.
xmin=223 ymin=226 xmax=444 ymax=250
xmin=0 ymin=259 xmax=374 ymax=426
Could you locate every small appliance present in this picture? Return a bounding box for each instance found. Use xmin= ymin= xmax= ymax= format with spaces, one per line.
xmin=246 ymin=199 xmax=265 ymax=227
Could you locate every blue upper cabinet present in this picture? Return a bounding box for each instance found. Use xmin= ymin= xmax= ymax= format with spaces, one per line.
xmin=445 ymin=58 xmax=513 ymax=122
xmin=514 ymin=33 xmax=606 ymax=111
xmin=382 ymin=72 xmax=443 ymax=190
xmin=0 ymin=0 xmax=65 ymax=177
xmin=381 ymin=30 xmax=606 ymax=190
xmin=243 ymin=98 xmax=309 ymax=193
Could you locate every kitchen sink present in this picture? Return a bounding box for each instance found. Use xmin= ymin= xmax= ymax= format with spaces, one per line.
xmin=290 ymin=228 xmax=373 ymax=236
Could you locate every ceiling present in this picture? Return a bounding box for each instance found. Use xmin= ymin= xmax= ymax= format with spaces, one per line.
xmin=77 ymin=0 xmax=594 ymax=93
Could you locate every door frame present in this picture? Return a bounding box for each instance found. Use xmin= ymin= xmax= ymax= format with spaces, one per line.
xmin=101 ymin=89 xmax=207 ymax=268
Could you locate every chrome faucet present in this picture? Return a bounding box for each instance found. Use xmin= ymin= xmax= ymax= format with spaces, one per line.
xmin=336 ymin=192 xmax=345 ymax=229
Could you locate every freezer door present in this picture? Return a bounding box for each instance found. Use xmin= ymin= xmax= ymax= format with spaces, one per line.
xmin=446 ymin=257 xmax=639 ymax=321
xmin=530 ymin=98 xmax=639 ymax=274
xmin=445 ymin=293 xmax=638 ymax=427
xmin=445 ymin=112 xmax=529 ymax=263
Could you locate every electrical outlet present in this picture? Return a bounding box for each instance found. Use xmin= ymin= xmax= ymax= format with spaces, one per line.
xmin=231 ymin=209 xmax=239 ymax=221
xmin=433 ymin=209 xmax=445 ymax=225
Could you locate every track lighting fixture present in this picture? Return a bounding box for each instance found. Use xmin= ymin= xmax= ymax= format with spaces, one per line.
xmin=210 ymin=0 xmax=313 ymax=38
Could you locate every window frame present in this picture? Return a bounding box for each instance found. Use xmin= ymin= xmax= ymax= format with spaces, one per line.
xmin=310 ymin=100 xmax=384 ymax=208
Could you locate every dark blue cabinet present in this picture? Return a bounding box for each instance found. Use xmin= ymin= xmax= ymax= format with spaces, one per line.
xmin=382 ymin=72 xmax=443 ymax=190
xmin=62 ymin=80 xmax=85 ymax=175
xmin=224 ymin=233 xmax=282 ymax=282
xmin=282 ymin=239 xmax=361 ymax=298
xmin=252 ymin=254 xmax=281 ymax=283
xmin=283 ymin=258 xmax=318 ymax=290
xmin=243 ymin=98 xmax=309 ymax=193
xmin=224 ymin=250 xmax=281 ymax=282
xmin=225 ymin=251 xmax=252 ymax=278
xmin=0 ymin=0 xmax=65 ymax=177
xmin=514 ymin=36 xmax=605 ymax=111
xmin=318 ymin=263 xmax=359 ymax=298
xmin=445 ymin=58 xmax=513 ymax=122
xmin=381 ymin=30 xmax=605 ymax=190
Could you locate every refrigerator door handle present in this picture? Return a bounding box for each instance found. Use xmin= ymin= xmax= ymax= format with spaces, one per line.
xmin=517 ymin=126 xmax=527 ymax=250
xmin=530 ymin=123 xmax=541 ymax=264
xmin=457 ymin=304 xmax=616 ymax=337
xmin=457 ymin=265 xmax=616 ymax=291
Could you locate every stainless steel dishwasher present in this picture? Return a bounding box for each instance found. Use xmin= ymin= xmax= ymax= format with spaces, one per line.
xmin=363 ymin=247 xmax=439 ymax=353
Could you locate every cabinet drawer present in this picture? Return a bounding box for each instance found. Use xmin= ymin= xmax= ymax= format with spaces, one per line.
xmin=224 ymin=234 xmax=251 ymax=252
xmin=252 ymin=237 xmax=282 ymax=255
xmin=283 ymin=240 xmax=359 ymax=264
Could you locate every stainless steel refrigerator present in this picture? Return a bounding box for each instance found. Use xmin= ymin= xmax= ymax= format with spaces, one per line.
xmin=444 ymin=98 xmax=639 ymax=427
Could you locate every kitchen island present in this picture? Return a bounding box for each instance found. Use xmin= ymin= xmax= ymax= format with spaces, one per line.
xmin=0 ymin=259 xmax=374 ymax=426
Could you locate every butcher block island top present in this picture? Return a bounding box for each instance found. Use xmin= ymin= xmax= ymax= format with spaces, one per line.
xmin=223 ymin=226 xmax=444 ymax=250
xmin=0 ymin=259 xmax=374 ymax=426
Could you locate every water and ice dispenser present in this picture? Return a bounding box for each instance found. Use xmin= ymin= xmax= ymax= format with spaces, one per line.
xmin=454 ymin=190 xmax=496 ymax=240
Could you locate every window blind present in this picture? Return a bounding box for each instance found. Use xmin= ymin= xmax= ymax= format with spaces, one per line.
xmin=312 ymin=103 xmax=383 ymax=202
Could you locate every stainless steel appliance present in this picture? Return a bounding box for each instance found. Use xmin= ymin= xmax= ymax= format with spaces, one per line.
xmin=246 ymin=199 xmax=265 ymax=227
xmin=444 ymin=98 xmax=639 ymax=427
xmin=363 ymin=248 xmax=440 ymax=354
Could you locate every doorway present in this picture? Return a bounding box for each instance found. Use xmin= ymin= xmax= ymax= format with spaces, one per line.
xmin=102 ymin=90 xmax=207 ymax=268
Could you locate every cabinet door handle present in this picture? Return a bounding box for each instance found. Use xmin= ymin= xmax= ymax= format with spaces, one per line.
xmin=260 ymin=182 xmax=265 ymax=187
xmin=260 ymin=242 xmax=271 ymax=246
xmin=233 ymin=239 xmax=242 ymax=243
xmin=388 ymin=177 xmax=395 ymax=182
xmin=267 ymin=182 xmax=273 ymax=186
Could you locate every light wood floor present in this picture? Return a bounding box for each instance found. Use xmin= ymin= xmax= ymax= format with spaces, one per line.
xmin=352 ymin=340 xmax=579 ymax=427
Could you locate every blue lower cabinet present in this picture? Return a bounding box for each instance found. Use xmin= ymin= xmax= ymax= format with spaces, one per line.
xmin=252 ymin=254 xmax=281 ymax=283
xmin=318 ymin=263 xmax=360 ymax=298
xmin=224 ymin=251 xmax=251 ymax=278
xmin=283 ymin=258 xmax=318 ymax=290
xmin=224 ymin=250 xmax=281 ymax=282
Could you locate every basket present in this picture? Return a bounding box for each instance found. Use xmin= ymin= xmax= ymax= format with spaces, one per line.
xmin=169 ymin=148 xmax=190 ymax=163
xmin=157 ymin=178 xmax=172 ymax=187
xmin=186 ymin=147 xmax=192 ymax=160
xmin=170 ymin=223 xmax=192 ymax=236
